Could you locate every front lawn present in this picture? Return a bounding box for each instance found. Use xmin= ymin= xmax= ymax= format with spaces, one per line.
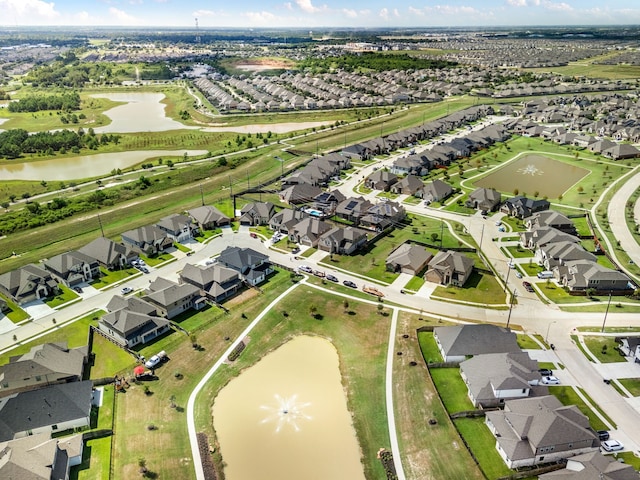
xmin=618 ymin=378 xmax=640 ymax=397
xmin=505 ymin=245 xmax=534 ymax=258
xmin=0 ymin=295 xmax=30 ymax=323
xmin=432 ymin=271 xmax=506 ymax=306
xmin=404 ymin=275 xmax=425 ymax=291
xmin=582 ymin=336 xmax=626 ymax=363
xmin=454 ymin=417 xmax=513 ymax=480
xmin=139 ymin=252 xmax=173 ymax=267
xmin=44 ymin=285 xmax=79 ymax=308
xmin=517 ymin=334 xmax=543 ymax=350
xmin=429 ymin=367 xmax=475 ymax=414
xmin=91 ymin=267 xmax=138 ymax=288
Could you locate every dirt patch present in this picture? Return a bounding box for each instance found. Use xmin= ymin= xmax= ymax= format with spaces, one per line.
xmin=234 ymin=58 xmax=295 ymax=72
xmin=474 ymin=154 xmax=590 ymax=198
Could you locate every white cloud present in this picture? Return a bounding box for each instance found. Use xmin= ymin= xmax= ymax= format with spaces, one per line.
xmin=379 ymin=7 xmax=389 ymax=20
xmin=296 ymin=0 xmax=322 ymax=14
xmin=0 ymin=0 xmax=59 ymax=19
xmin=108 ymin=7 xmax=138 ymax=24
xmin=129 ymin=0 xmax=143 ymax=5
xmin=506 ymin=0 xmax=527 ymax=6
xmin=193 ymin=9 xmax=218 ymax=17
xmin=542 ymin=1 xmax=572 ymax=12
xmin=342 ymin=8 xmax=358 ymax=18
xmin=408 ymin=6 xmax=425 ymax=16
xmin=243 ymin=10 xmax=277 ymax=24
xmin=425 ymin=5 xmax=480 ymax=16
xmin=392 ymin=8 xmax=400 ymax=17
xmin=284 ymin=2 xmax=293 ymax=10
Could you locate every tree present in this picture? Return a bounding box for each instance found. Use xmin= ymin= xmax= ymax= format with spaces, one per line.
xmin=169 ymin=395 xmax=176 ymax=408
xmin=513 ymin=188 xmax=519 ymax=196
xmin=309 ymin=304 xmax=318 ymax=318
xmin=533 ymin=191 xmax=539 ymax=198
xmin=138 ymin=458 xmax=148 ymax=476
xmin=431 ymin=232 xmax=439 ymax=243
xmin=377 ymin=303 xmax=384 ymax=315
xmin=343 ymin=300 xmax=349 ymax=313
xmin=577 ymin=186 xmax=584 ymax=194
xmin=558 ymin=194 xmax=563 ymax=202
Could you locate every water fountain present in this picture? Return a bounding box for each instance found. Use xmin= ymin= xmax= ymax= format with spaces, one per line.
xmin=260 ymin=394 xmax=311 ymax=433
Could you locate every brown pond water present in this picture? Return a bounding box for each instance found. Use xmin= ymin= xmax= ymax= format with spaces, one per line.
xmin=212 ymin=335 xmax=366 ymax=480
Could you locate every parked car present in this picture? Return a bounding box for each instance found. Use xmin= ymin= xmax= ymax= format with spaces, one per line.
xmin=73 ymin=286 xmax=83 ymax=293
xmin=144 ymin=350 xmax=167 ymax=369
xmin=515 ymin=271 xmax=523 ymax=279
xmin=291 ymin=247 xmax=301 ymax=254
xmin=298 ymin=265 xmax=313 ymax=274
xmin=601 ymin=440 xmax=624 ymax=452
xmin=250 ymin=232 xmax=258 ymax=238
xmin=598 ymin=430 xmax=610 ymax=441
xmin=343 ymin=280 xmax=357 ymax=288
xmin=141 ymin=267 xmax=150 ymax=274
xmin=326 ymin=275 xmax=339 ymax=283
xmin=538 ymin=368 xmax=553 ymax=377
xmin=313 ymin=270 xmax=325 ymax=278
xmin=522 ymin=281 xmax=534 ymax=293
xmin=121 ymin=287 xmax=133 ymax=294
xmin=542 ymin=376 xmax=560 ymax=385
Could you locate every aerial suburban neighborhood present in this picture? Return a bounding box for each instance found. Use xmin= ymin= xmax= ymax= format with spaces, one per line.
xmin=0 ymin=17 xmax=640 ymax=480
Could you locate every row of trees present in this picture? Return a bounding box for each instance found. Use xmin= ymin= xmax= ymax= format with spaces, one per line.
xmin=7 ymin=91 xmax=81 ymax=113
xmin=0 ymin=128 xmax=120 ymax=159
xmin=298 ymin=52 xmax=457 ymax=73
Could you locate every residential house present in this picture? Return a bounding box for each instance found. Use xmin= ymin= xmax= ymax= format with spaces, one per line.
xmin=335 ymin=197 xmax=374 ymax=224
xmin=359 ymin=201 xmax=406 ymax=231
xmin=0 ymin=380 xmax=93 ymax=442
xmin=43 ymin=251 xmax=100 ymax=287
xmin=269 ymin=209 xmax=309 ymax=234
xmin=279 ymin=184 xmax=323 ymax=205
xmin=390 ymin=175 xmax=424 ymax=196
xmin=539 ymin=451 xmax=639 ymax=480
xmin=155 ymin=214 xmax=198 ymax=244
xmin=538 ymin=241 xmax=597 ymax=270
xmin=501 ymin=196 xmax=550 ymax=219
xmin=390 ymin=154 xmax=430 ymax=176
xmin=0 ymin=264 xmax=59 ymax=305
xmin=433 ymin=324 xmax=520 ymax=363
xmin=385 ymin=243 xmax=433 ymax=275
xmin=314 ymin=190 xmax=346 ymax=215
xmin=121 ymin=225 xmax=173 ymax=256
xmin=180 ymin=263 xmax=242 ymax=303
xmin=100 ymin=295 xmax=170 ymax=347
xmin=520 ymin=227 xmax=580 ymax=251
xmin=615 ymin=336 xmax=640 ymax=363
xmin=555 ymin=260 xmax=632 ymax=294
xmin=421 ymin=179 xmax=453 ymax=204
xmin=342 ymin=144 xmax=372 ymax=160
xmin=143 ymin=280 xmax=201 ymax=319
xmin=526 ymin=210 xmax=577 ymax=235
xmin=217 ymin=247 xmax=273 ymax=286
xmin=485 ymin=395 xmax=599 ymax=468
xmin=602 ymin=143 xmax=640 ymax=160
xmin=79 ymin=237 xmax=136 ymax=270
xmin=588 ymin=138 xmax=616 ymax=154
xmin=466 ymin=188 xmax=501 ymax=211
xmin=288 ymin=218 xmax=332 ymax=247
xmin=187 ymin=205 xmax=231 ymax=230
xmin=365 ymin=170 xmax=398 ymax=191
xmin=425 ymin=250 xmax=474 ymax=287
xmin=317 ymin=226 xmax=368 ymax=255
xmin=0 ymin=432 xmax=84 ymax=480
xmin=0 ymin=343 xmax=88 ymax=398
xmin=239 ymin=202 xmax=276 ymax=226
xmin=460 ymin=352 xmax=547 ymax=408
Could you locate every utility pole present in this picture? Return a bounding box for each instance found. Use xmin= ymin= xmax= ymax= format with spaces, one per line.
xmin=506 ymin=290 xmax=517 ymax=329
xmin=97 ymin=213 xmax=105 ymax=237
xmin=199 ymin=184 xmax=204 ymax=206
xmin=601 ymin=291 xmax=613 ymax=333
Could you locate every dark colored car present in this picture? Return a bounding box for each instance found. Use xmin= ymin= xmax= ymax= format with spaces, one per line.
xmin=538 ymin=368 xmax=553 ymax=376
xmin=73 ymin=286 xmax=83 ymax=293
xmin=343 ymin=280 xmax=357 ymax=288
xmin=522 ymin=281 xmax=534 ymax=293
xmin=598 ymin=430 xmax=610 ymax=441
xmin=326 ymin=275 xmax=339 ymax=283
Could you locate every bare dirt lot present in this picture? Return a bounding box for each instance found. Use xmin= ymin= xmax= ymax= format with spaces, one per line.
xmin=474 ymin=154 xmax=590 ymax=198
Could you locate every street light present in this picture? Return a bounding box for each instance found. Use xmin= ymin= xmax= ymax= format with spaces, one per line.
xmin=545 ymin=320 xmax=557 ymax=344
xmin=504 ymin=260 xmax=512 ymax=293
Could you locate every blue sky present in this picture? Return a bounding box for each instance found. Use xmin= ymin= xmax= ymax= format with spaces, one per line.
xmin=2 ymin=0 xmax=640 ymax=28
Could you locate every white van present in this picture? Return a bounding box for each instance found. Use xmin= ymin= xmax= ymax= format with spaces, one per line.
xmin=537 ymin=271 xmax=554 ymax=279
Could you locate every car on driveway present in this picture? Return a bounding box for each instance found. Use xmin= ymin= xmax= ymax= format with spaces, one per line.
xmin=598 ymin=430 xmax=610 ymax=441
xmin=121 ymin=287 xmax=133 ymax=294
xmin=542 ymin=376 xmax=560 ymax=385
xmin=538 ymin=368 xmax=553 ymax=376
xmin=73 ymin=286 xmax=83 ymax=293
xmin=601 ymin=440 xmax=624 ymax=452
xmin=326 ymin=274 xmax=339 ymax=283
xmin=343 ymin=280 xmax=357 ymax=288
xmin=291 ymin=247 xmax=301 ymax=254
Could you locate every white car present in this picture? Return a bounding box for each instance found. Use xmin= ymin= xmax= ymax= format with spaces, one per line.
xmin=542 ymin=376 xmax=560 ymax=385
xmin=515 ymin=271 xmax=523 ymax=279
xmin=601 ymin=440 xmax=624 ymax=452
xmin=298 ymin=265 xmax=313 ymax=274
xmin=121 ymin=287 xmax=133 ymax=294
xmin=144 ymin=355 xmax=162 ymax=369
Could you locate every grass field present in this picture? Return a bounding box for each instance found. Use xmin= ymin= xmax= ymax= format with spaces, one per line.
xmin=432 ymin=271 xmax=506 ymax=306
xmin=454 ymin=417 xmax=513 ymax=479
xmin=619 ymin=378 xmax=640 ymax=397
xmin=582 ymin=336 xmax=627 ymax=363
xmin=429 ymin=368 xmax=475 ymax=414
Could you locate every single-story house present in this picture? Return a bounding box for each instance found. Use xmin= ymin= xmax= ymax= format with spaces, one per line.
xmin=433 ymin=324 xmax=520 ymax=363
xmin=385 ymin=243 xmax=432 ymax=275
xmin=525 ymin=210 xmax=577 ymax=235
xmin=539 ymin=451 xmax=639 ymax=480
xmin=555 ymin=260 xmax=633 ymax=293
xmin=615 ymin=336 xmax=640 ymax=363
xmin=390 ymin=175 xmax=424 ymax=196
xmin=188 ymin=205 xmax=231 ymax=230
xmin=279 ymin=184 xmax=323 ymax=205
xmin=288 ymin=218 xmax=333 ymax=247
xmin=460 ymin=352 xmax=547 ymax=408
xmin=317 ymin=226 xmax=368 ymax=255
xmin=239 ymin=202 xmax=275 ymax=226
xmin=500 ymin=196 xmax=550 ymax=219
xmin=425 ymin=250 xmax=474 ymax=287
xmin=421 ymin=179 xmax=453 ymax=204
xmin=485 ymin=395 xmax=599 ymax=468
xmin=365 ymin=170 xmax=398 ymax=191
xmin=466 ymin=188 xmax=501 ymax=211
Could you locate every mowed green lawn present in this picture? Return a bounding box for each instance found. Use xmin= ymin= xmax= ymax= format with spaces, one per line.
xmin=432 ymin=271 xmax=506 ymax=306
